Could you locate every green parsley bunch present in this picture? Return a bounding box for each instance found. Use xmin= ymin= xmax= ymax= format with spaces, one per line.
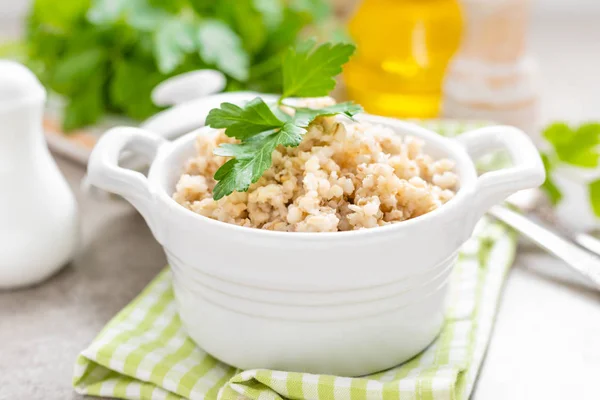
xmin=24 ymin=0 xmax=336 ymax=130
xmin=205 ymin=40 xmax=363 ymax=200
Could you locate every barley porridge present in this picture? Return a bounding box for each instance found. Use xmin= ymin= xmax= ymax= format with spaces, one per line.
xmin=173 ymin=105 xmax=458 ymax=232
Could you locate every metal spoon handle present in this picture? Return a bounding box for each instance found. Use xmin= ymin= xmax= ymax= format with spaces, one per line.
xmin=488 ymin=205 xmax=600 ymax=289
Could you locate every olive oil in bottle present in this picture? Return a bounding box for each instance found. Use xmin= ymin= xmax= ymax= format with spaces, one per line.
xmin=344 ymin=0 xmax=463 ymax=118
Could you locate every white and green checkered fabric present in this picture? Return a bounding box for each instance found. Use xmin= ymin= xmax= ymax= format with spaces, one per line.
xmin=73 ymin=120 xmax=512 ymax=400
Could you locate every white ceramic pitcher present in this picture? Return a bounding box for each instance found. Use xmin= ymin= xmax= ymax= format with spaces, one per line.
xmin=0 ymin=61 xmax=79 ymax=289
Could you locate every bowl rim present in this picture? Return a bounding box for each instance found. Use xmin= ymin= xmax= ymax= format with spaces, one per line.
xmin=148 ymin=114 xmax=478 ymax=241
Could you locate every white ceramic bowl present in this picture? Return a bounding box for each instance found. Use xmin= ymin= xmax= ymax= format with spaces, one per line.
xmin=87 ymin=99 xmax=544 ymax=376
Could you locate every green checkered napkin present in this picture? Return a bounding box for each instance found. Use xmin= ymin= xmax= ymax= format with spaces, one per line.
xmin=74 ymin=120 xmax=513 ymax=400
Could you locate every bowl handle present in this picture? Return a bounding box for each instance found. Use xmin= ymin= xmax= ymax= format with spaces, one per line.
xmin=456 ymin=125 xmax=545 ymax=226
xmin=87 ymin=127 xmax=169 ymax=243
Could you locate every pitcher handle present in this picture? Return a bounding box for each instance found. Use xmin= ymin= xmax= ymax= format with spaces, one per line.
xmin=87 ymin=127 xmax=169 ymax=243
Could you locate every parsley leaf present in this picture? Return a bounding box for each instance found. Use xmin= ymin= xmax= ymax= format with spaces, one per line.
xmin=292 ymin=101 xmax=363 ymax=126
xmin=212 ymin=122 xmax=305 ymax=199
xmin=210 ymin=101 xmax=361 ymax=199
xmin=281 ymin=40 xmax=355 ymax=98
xmin=206 ymin=97 xmax=285 ymax=140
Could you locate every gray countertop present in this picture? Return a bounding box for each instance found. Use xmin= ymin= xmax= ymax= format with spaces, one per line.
xmin=2 ymin=12 xmax=600 ymax=400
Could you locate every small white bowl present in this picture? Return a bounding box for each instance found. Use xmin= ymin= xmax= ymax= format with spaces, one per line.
xmin=87 ymin=94 xmax=544 ymax=376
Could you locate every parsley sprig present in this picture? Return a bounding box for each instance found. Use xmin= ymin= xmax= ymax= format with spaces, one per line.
xmin=206 ymin=40 xmax=362 ymax=200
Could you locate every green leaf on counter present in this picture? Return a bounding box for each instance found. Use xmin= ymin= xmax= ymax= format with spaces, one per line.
xmin=569 ymin=123 xmax=600 ymax=167
xmin=543 ymin=122 xmax=600 ymax=168
xmin=541 ymin=122 xmax=600 ymax=207
xmin=281 ymin=40 xmax=355 ymax=98
xmin=542 ymin=122 xmax=571 ymax=147
xmin=542 ymin=179 xmax=563 ymax=206
xmin=589 ymin=179 xmax=600 ymax=218
xmin=206 ymin=97 xmax=284 ymax=140
xmin=540 ymin=153 xmax=562 ymax=205
xmin=197 ymin=20 xmax=249 ymax=81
